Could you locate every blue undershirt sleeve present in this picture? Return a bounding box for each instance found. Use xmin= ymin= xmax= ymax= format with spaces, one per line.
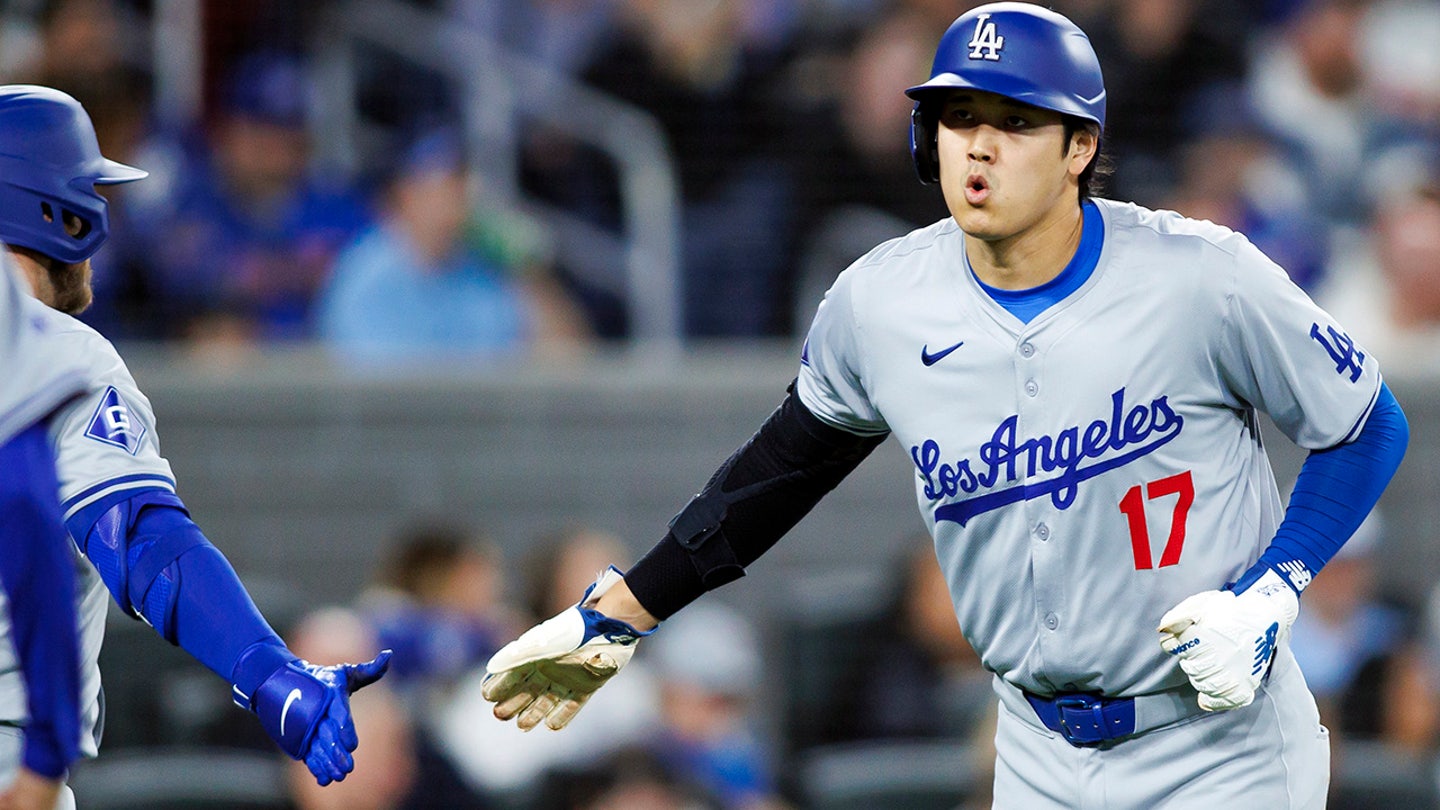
xmin=1235 ymin=381 xmax=1409 ymax=594
xmin=68 ymin=488 xmax=289 ymax=687
xmin=0 ymin=424 xmax=81 ymax=778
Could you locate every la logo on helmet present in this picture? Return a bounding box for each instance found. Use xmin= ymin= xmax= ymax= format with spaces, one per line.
xmin=968 ymin=13 xmax=1004 ymax=61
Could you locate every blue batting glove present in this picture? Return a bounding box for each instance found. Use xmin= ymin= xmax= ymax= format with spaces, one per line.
xmin=232 ymin=645 xmax=392 ymax=785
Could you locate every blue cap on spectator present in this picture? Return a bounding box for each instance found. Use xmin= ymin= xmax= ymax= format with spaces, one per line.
xmin=378 ymin=125 xmax=465 ymax=188
xmin=400 ymin=127 xmax=464 ymax=176
xmin=223 ymin=50 xmax=308 ymax=127
xmin=1185 ymin=82 xmax=1265 ymax=141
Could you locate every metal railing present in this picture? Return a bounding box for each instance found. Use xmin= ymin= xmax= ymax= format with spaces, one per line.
xmin=149 ymin=0 xmax=203 ymax=132
xmin=310 ymin=0 xmax=683 ymax=353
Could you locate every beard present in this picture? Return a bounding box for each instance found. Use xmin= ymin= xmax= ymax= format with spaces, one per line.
xmin=6 ymin=245 xmax=95 ymax=314
xmin=47 ymin=259 xmax=94 ymax=315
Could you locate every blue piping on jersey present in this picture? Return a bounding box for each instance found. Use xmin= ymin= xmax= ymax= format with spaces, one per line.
xmin=63 ymin=471 xmax=176 ymax=518
xmin=973 ymin=199 xmax=1104 ymax=324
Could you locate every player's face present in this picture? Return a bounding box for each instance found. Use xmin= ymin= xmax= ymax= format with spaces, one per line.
xmin=935 ymin=91 xmax=1093 ymax=243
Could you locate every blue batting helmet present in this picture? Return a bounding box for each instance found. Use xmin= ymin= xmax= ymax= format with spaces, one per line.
xmin=0 ymin=85 xmax=147 ymax=264
xmin=905 ymin=3 xmax=1106 ymax=184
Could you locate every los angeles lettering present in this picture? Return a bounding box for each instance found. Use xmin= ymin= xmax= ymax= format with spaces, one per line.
xmin=911 ymin=388 xmax=1183 ymax=525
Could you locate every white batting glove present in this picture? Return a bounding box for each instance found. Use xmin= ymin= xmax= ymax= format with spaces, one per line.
xmin=481 ymin=566 xmax=651 ymax=731
xmin=1157 ymin=568 xmax=1299 ymax=711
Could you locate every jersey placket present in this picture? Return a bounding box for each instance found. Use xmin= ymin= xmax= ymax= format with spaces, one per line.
xmin=1014 ymin=331 xmax=1066 ymax=691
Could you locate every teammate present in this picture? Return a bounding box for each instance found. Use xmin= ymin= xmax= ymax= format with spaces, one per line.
xmin=0 ymin=84 xmax=391 ymax=797
xmin=480 ymin=5 xmax=1411 ymax=808
xmin=0 ymin=261 xmax=86 ymax=810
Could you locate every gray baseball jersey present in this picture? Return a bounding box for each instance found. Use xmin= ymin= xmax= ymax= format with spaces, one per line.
xmin=0 ymin=261 xmax=87 ymax=445
xmin=797 ymin=199 xmax=1379 ymax=699
xmin=0 ymin=286 xmax=175 ymax=758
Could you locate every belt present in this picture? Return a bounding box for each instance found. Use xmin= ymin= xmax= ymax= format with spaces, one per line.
xmin=1023 ymin=692 xmax=1134 ymax=747
xmin=995 ymin=678 xmax=1204 ymax=748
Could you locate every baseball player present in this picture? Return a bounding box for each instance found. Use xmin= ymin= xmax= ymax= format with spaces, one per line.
xmin=0 ymin=260 xmax=87 ymax=810
xmin=480 ymin=5 xmax=1411 ymax=808
xmin=0 ymin=84 xmax=391 ymax=799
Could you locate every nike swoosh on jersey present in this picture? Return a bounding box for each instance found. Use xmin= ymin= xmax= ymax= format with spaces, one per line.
xmin=280 ymin=688 xmax=303 ymax=736
xmin=921 ymin=341 xmax=965 ymax=366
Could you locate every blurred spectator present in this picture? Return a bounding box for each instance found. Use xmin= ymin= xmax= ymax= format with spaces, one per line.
xmin=533 ymin=0 xmax=798 ymax=337
xmin=647 ymin=601 xmax=788 ymax=810
xmin=521 ymin=525 xmax=633 ymax=621
xmin=1162 ymin=84 xmax=1330 ymax=291
xmin=317 ymin=127 xmax=590 ymax=363
xmin=356 ymin=521 xmax=521 ymax=705
xmin=283 ymin=607 xmax=487 ymax=810
xmin=1315 ymin=171 xmax=1440 ymax=368
xmin=1357 ymin=0 xmax=1440 ymax=137
xmin=432 ymin=526 xmax=661 ymax=797
xmin=1290 ymin=514 xmax=1438 ymax=752
xmin=532 ymin=747 xmax=721 ymax=810
xmin=448 ymin=0 xmax=620 ymax=79
xmin=783 ymin=8 xmax=947 ymax=332
xmin=827 ymin=538 xmax=990 ymax=744
xmin=126 ymin=49 xmax=371 ymax=345
xmin=1079 ymin=0 xmax=1255 ymax=204
xmin=0 ymin=0 xmax=161 ymax=339
xmin=792 ymin=9 xmax=943 ymax=229
xmin=1246 ymin=0 xmax=1422 ymax=227
xmin=59 ymin=69 xmax=162 ymax=339
xmin=2 ymin=0 xmax=146 ymax=88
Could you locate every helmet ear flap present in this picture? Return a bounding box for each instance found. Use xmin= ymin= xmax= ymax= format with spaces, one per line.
xmin=909 ymin=103 xmax=940 ymax=185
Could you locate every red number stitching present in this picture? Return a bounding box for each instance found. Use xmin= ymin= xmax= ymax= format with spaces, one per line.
xmin=1118 ymin=470 xmax=1195 ymax=570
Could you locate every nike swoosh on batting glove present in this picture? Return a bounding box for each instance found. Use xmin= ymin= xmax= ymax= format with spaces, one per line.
xmin=1158 ymin=567 xmax=1299 ymax=711
xmin=232 ymin=643 xmax=392 ymax=785
xmin=482 ymin=566 xmax=653 ymax=731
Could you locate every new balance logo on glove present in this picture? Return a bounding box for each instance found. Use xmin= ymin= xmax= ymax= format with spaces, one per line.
xmin=1252 ymin=622 xmax=1279 ymax=677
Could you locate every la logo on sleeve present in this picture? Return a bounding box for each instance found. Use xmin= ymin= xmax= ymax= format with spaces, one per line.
xmin=85 ymin=386 xmax=145 ymax=454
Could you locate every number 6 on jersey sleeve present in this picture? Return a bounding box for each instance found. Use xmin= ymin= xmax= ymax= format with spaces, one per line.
xmin=1119 ymin=470 xmax=1194 ymax=570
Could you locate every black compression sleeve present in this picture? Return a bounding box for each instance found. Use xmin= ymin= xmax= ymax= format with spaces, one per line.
xmin=625 ymin=385 xmax=888 ymax=619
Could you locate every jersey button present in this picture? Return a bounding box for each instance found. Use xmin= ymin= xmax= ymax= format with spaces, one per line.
xmin=1035 ymin=522 xmax=1050 ymax=541
xmin=1044 ymin=613 xmax=1059 ymax=630
xmin=1020 ymin=342 xmax=1036 ymax=358
xmin=1025 ymin=380 xmax=1039 ymax=397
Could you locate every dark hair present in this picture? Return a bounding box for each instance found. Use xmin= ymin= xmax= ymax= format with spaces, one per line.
xmin=1062 ymin=116 xmax=1111 ymax=200
xmin=380 ymin=522 xmax=480 ymax=596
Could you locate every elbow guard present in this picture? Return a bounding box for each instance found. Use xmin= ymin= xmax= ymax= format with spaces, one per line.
xmin=71 ymin=490 xmax=209 ymax=642
xmin=667 ymin=385 xmax=887 ymax=588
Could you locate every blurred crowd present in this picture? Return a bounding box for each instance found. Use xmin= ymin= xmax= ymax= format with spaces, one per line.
xmin=0 ymin=0 xmax=1436 ymax=357
xmin=186 ymin=520 xmax=800 ymax=810
xmin=90 ymin=508 xmax=1440 ymax=809
xmin=7 ymin=0 xmax=1440 ymax=806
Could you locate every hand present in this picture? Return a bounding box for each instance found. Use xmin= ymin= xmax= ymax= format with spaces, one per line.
xmin=245 ymin=650 xmax=392 ymax=785
xmin=1158 ymin=567 xmax=1298 ymax=711
xmin=482 ymin=566 xmax=652 ymax=731
xmin=0 ymin=768 xmax=63 ymax=810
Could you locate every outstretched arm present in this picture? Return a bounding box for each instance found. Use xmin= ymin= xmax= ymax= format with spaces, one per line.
xmin=483 ymin=386 xmax=886 ymax=730
xmin=625 ymin=385 xmax=888 ymax=618
xmin=65 ymin=488 xmax=389 ymax=785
